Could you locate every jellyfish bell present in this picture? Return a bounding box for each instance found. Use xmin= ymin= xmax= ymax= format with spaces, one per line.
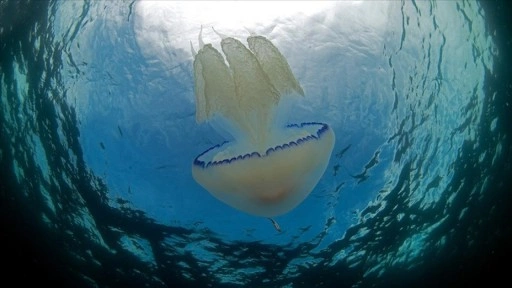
xmin=191 ymin=29 xmax=335 ymax=218
xmin=193 ymin=122 xmax=335 ymax=218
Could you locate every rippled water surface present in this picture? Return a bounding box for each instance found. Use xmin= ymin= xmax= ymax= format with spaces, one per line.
xmin=1 ymin=1 xmax=511 ymax=287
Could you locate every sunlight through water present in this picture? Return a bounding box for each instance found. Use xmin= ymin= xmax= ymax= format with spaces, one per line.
xmin=1 ymin=1 xmax=509 ymax=287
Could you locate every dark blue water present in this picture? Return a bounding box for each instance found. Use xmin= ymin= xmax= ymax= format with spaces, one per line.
xmin=1 ymin=1 xmax=511 ymax=287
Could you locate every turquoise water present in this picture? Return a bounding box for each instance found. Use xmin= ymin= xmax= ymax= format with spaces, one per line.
xmin=1 ymin=1 xmax=510 ymax=287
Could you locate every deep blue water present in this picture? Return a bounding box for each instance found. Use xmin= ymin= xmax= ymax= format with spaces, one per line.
xmin=1 ymin=1 xmax=511 ymax=287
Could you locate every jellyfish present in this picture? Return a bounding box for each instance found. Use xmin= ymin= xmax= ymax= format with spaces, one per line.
xmin=191 ymin=28 xmax=335 ymax=218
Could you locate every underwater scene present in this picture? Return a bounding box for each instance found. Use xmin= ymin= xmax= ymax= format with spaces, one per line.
xmin=1 ymin=1 xmax=511 ymax=287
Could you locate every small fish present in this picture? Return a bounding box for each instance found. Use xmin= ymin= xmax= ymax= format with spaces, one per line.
xmin=268 ymin=218 xmax=281 ymax=232
xmin=155 ymin=164 xmax=170 ymax=170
